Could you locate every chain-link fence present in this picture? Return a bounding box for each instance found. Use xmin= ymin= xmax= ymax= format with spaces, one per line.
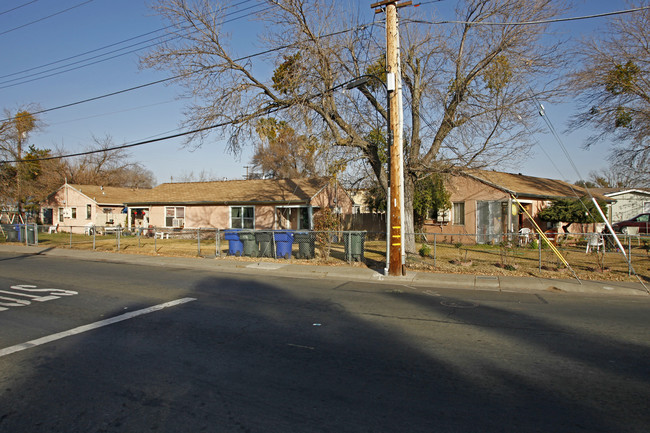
xmin=2 ymin=224 xmax=648 ymax=281
xmin=0 ymin=225 xmax=374 ymax=264
xmin=413 ymin=231 xmax=649 ymax=281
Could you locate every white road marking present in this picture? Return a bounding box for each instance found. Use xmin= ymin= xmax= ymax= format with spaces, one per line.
xmin=0 ymin=297 xmax=197 ymax=358
xmin=0 ymin=296 xmax=30 ymax=307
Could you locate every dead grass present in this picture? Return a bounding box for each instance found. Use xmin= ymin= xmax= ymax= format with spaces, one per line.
xmin=7 ymin=232 xmax=649 ymax=283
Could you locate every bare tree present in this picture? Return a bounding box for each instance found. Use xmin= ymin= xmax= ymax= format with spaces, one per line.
xmin=250 ymin=117 xmax=319 ymax=178
xmin=61 ymin=135 xmax=156 ymax=188
xmin=568 ymin=2 xmax=650 ymax=181
xmin=143 ymin=0 xmax=569 ymax=252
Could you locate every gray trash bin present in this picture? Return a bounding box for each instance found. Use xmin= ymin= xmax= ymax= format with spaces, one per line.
xmin=294 ymin=231 xmax=315 ymax=259
xmin=255 ymin=231 xmax=273 ymax=257
xmin=3 ymin=224 xmax=18 ymax=242
xmin=240 ymin=230 xmax=259 ymax=257
xmin=344 ymin=231 xmax=366 ymax=262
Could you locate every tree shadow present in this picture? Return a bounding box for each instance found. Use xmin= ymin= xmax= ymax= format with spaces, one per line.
xmin=0 ymin=275 xmax=648 ymax=432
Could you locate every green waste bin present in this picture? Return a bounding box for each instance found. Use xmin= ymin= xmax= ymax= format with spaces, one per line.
xmin=240 ymin=230 xmax=259 ymax=257
xmin=344 ymin=231 xmax=366 ymax=262
xmin=294 ymin=231 xmax=314 ymax=259
xmin=255 ymin=231 xmax=273 ymax=257
xmin=25 ymin=225 xmax=36 ymax=244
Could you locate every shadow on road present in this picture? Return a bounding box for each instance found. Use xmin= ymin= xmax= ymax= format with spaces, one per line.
xmin=0 ymin=273 xmax=648 ymax=432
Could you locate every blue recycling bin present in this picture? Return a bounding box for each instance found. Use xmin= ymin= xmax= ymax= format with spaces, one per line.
xmin=224 ymin=229 xmax=243 ymax=256
xmin=274 ymin=230 xmax=294 ymax=259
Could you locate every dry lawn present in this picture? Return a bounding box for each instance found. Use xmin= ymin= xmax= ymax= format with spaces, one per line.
xmin=9 ymin=231 xmax=650 ymax=283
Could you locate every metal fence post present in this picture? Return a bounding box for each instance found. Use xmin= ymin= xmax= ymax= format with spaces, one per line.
xmin=216 ymin=229 xmax=220 ymax=257
xmin=433 ymin=233 xmax=437 ymax=267
xmin=117 ymin=229 xmax=121 ymax=251
xmin=69 ymin=228 xmax=72 ymax=248
xmin=197 ymin=228 xmax=201 ymax=256
xmin=34 ymin=223 xmax=38 ymax=246
xmin=154 ymin=228 xmax=157 ymax=253
xmin=628 ymin=234 xmax=632 ymax=276
xmin=538 ymin=233 xmax=542 ymax=273
xmin=93 ymin=228 xmax=96 ymax=250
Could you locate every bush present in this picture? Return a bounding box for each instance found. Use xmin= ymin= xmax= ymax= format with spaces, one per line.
xmin=419 ymin=244 xmax=431 ymax=257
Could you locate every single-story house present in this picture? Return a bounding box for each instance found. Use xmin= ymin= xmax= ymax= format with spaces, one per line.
xmin=123 ymin=177 xmax=353 ymax=231
xmin=422 ymin=170 xmax=611 ymax=244
xmin=591 ymin=188 xmax=650 ymax=223
xmin=41 ymin=183 xmax=147 ymax=233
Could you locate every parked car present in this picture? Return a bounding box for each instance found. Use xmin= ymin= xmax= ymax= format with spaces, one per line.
xmin=612 ymin=213 xmax=650 ymax=234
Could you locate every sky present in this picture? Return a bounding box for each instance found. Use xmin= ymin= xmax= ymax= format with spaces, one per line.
xmin=0 ymin=0 xmax=634 ymax=186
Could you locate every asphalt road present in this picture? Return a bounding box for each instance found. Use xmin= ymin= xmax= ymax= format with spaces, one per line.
xmin=0 ymin=251 xmax=649 ymax=432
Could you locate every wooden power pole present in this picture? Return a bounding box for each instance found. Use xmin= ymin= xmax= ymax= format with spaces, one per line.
xmin=371 ymin=0 xmax=411 ymax=276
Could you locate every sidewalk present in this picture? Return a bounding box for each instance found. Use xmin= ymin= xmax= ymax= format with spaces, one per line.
xmin=0 ymin=244 xmax=647 ymax=297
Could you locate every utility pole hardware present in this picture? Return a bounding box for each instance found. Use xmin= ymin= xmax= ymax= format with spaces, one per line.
xmin=371 ymin=0 xmax=410 ymax=276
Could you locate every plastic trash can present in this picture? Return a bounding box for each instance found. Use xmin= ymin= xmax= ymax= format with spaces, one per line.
xmin=294 ymin=231 xmax=314 ymax=259
xmin=274 ymin=230 xmax=294 ymax=259
xmin=224 ymin=229 xmax=243 ymax=256
xmin=239 ymin=230 xmax=258 ymax=257
xmin=24 ymin=225 xmax=36 ymax=244
xmin=255 ymin=231 xmax=273 ymax=257
xmin=3 ymin=224 xmax=18 ymax=242
xmin=344 ymin=231 xmax=366 ymax=262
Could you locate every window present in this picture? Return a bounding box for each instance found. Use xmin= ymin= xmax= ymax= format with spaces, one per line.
xmin=58 ymin=207 xmax=64 ymax=223
xmin=231 ymin=206 xmax=254 ymax=229
xmin=71 ymin=208 xmax=77 ymax=219
xmin=86 ymin=204 xmax=92 ymax=219
xmin=165 ymin=207 xmax=185 ymax=227
xmin=453 ymin=202 xmax=465 ymax=225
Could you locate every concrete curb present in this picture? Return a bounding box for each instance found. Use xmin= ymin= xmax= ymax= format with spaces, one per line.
xmin=0 ymin=244 xmax=647 ymax=297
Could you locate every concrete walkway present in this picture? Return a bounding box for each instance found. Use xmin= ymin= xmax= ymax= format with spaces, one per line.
xmin=1 ymin=244 xmax=647 ymax=297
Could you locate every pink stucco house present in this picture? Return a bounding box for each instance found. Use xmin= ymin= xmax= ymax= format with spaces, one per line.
xmin=43 ymin=178 xmax=353 ymax=233
xmin=422 ymin=170 xmax=611 ymax=243
xmin=41 ymin=183 xmax=146 ymax=233
xmin=123 ymin=177 xmax=353 ymax=231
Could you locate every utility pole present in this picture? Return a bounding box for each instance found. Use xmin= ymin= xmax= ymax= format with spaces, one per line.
xmin=371 ymin=0 xmax=411 ymax=276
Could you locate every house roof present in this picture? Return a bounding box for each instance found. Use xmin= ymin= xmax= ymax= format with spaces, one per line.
xmin=124 ymin=177 xmax=332 ymax=205
xmin=461 ymin=170 xmax=609 ymax=200
xmin=65 ymin=184 xmax=148 ymax=205
xmin=591 ymin=188 xmax=650 ymax=197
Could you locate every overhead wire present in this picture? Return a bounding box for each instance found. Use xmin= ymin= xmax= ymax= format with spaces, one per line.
xmin=0 ymin=0 xmax=94 ymax=37
xmin=0 ymin=75 xmax=366 ymax=164
xmin=0 ymin=1 xmax=268 ymax=89
xmin=0 ymin=0 xmax=40 ymax=17
xmin=0 ymin=0 xmax=257 ymax=80
xmin=406 ymin=5 xmax=650 ymax=26
xmin=0 ymin=21 xmax=376 ymax=124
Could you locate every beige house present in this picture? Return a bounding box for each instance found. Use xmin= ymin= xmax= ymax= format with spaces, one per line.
xmin=123 ymin=177 xmax=353 ymax=231
xmin=422 ymin=170 xmax=609 ymax=243
xmin=592 ymin=188 xmax=650 ymax=223
xmin=41 ymin=183 xmax=147 ymax=233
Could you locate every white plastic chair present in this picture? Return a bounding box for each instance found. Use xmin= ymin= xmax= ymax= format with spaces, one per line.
xmin=585 ymin=233 xmax=604 ymax=253
xmin=518 ymin=228 xmax=532 ymax=246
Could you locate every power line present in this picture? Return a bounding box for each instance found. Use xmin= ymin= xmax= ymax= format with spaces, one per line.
xmin=407 ymin=6 xmax=650 ymax=26
xmin=0 ymin=0 xmax=94 ymax=37
xmin=0 ymin=2 xmax=270 ymax=89
xmin=0 ymin=22 xmax=374 ymax=123
xmin=0 ymin=0 xmax=40 ymax=17
xmin=0 ymin=0 xmax=257 ymax=81
xmin=0 ymin=75 xmax=370 ymax=164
